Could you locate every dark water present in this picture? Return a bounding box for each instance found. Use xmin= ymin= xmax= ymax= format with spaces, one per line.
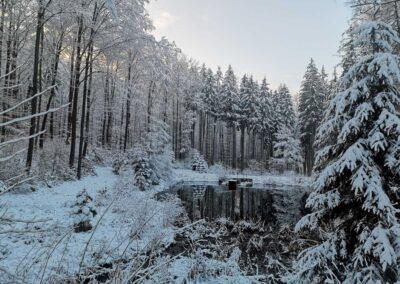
xmin=164 ymin=183 xmax=308 ymax=225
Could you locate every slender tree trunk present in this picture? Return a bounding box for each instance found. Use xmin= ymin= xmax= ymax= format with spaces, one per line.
xmin=34 ymin=30 xmax=45 ymax=146
xmin=240 ymin=125 xmax=245 ymax=172
xmin=124 ymin=63 xmax=131 ymax=151
xmin=69 ymin=17 xmax=84 ymax=168
xmin=66 ymin=40 xmax=76 ymax=144
xmin=39 ymin=31 xmax=64 ymax=149
xmin=232 ymin=125 xmax=237 ymax=169
xmin=147 ymin=81 xmax=154 ymax=134
xmin=175 ymin=98 xmax=179 ymax=157
xmin=102 ymin=65 xmax=110 ymax=147
xmin=26 ymin=5 xmax=45 ymax=172
xmin=2 ymin=19 xmax=12 ymax=141
xmin=211 ymin=116 xmax=217 ymax=165
xmin=198 ymin=112 xmax=203 ymax=153
xmin=191 ymin=122 xmax=195 ymax=149
xmin=77 ymin=50 xmax=89 ymax=179
xmin=83 ymin=43 xmax=93 ymax=158
xmin=106 ymin=76 xmax=115 ymax=147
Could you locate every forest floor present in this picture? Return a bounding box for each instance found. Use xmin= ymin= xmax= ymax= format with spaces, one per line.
xmin=0 ymin=164 xmax=310 ymax=283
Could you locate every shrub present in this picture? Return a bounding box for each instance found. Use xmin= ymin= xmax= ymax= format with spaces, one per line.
xmin=71 ymin=189 xmax=97 ymax=233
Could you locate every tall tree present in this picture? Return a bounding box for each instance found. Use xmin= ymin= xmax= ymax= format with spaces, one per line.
xmin=220 ymin=65 xmax=239 ymax=168
xmin=293 ymin=21 xmax=400 ymax=283
xmin=298 ymin=59 xmax=325 ymax=175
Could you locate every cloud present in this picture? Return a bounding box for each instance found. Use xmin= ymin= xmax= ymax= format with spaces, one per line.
xmin=153 ymin=11 xmax=177 ymax=30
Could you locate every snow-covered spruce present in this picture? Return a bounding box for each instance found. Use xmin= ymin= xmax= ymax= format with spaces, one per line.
xmin=191 ymin=150 xmax=208 ymax=172
xmin=291 ymin=21 xmax=400 ymax=283
xmin=131 ymin=147 xmax=159 ymax=191
xmin=272 ymin=124 xmax=303 ymax=173
xmin=71 ymin=189 xmax=97 ymax=233
xmin=298 ymin=58 xmax=327 ymax=176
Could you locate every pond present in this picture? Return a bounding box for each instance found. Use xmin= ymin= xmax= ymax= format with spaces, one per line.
xmin=163 ymin=182 xmax=308 ymax=226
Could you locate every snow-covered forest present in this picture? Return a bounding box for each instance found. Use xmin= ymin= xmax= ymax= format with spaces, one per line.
xmin=0 ymin=0 xmax=400 ymax=283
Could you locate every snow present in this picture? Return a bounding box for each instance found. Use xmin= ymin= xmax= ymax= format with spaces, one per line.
xmin=0 ymin=163 xmax=310 ymax=282
xmin=0 ymin=166 xmax=182 ymax=282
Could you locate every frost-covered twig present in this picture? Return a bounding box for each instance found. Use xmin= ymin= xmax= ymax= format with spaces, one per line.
xmin=0 ymin=131 xmax=46 ymax=148
xmin=0 ymin=217 xmax=52 ymax=224
xmin=0 ymin=85 xmax=55 ymax=116
xmin=0 ymin=103 xmax=69 ymax=128
xmin=39 ymin=228 xmax=74 ymax=284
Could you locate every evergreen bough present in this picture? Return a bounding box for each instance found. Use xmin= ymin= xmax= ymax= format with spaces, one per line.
xmin=71 ymin=189 xmax=97 ymax=233
xmin=292 ymin=21 xmax=400 ymax=283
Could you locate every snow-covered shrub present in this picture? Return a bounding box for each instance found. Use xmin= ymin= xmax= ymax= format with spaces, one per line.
xmin=71 ymin=189 xmax=97 ymax=233
xmin=112 ymin=147 xmax=144 ymax=175
xmin=191 ymin=150 xmax=208 ymax=172
xmin=94 ymin=187 xmax=110 ymax=207
xmin=36 ymin=139 xmax=94 ymax=183
xmin=131 ymin=148 xmax=158 ymax=191
xmin=112 ymin=151 xmax=128 ymax=175
xmin=113 ymin=145 xmax=173 ymax=191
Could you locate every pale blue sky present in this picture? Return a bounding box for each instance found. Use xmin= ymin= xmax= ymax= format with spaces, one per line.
xmin=147 ymin=0 xmax=352 ymax=93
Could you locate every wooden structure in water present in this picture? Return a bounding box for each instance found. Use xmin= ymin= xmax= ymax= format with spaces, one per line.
xmin=219 ymin=177 xmax=254 ymax=190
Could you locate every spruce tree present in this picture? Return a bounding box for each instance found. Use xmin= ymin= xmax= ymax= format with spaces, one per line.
xmin=272 ymin=124 xmax=303 ymax=173
xmin=220 ymin=65 xmax=239 ymax=168
xmin=298 ymin=59 xmax=325 ymax=175
xmin=238 ymin=75 xmax=251 ymax=171
xmin=292 ymin=21 xmax=400 ymax=283
xmin=274 ymin=84 xmax=295 ymax=129
xmin=257 ymin=78 xmax=274 ymax=164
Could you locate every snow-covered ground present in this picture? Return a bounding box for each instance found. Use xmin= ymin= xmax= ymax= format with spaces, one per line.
xmin=0 ymin=167 xmax=182 ymax=283
xmin=1 ymin=165 xmax=309 ymax=283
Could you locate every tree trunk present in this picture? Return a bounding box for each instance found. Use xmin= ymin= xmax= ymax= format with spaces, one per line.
xmin=211 ymin=116 xmax=217 ymax=165
xmin=34 ymin=30 xmax=45 ymax=146
xmin=69 ymin=17 xmax=84 ymax=168
xmin=77 ymin=50 xmax=90 ymax=179
xmin=124 ymin=63 xmax=131 ymax=151
xmin=39 ymin=31 xmax=64 ymax=149
xmin=83 ymin=42 xmax=94 ymax=157
xmin=240 ymin=125 xmax=245 ymax=172
xmin=66 ymin=39 xmax=76 ymax=144
xmin=26 ymin=5 xmax=45 ymax=172
xmin=232 ymin=125 xmax=237 ymax=169
xmin=147 ymin=81 xmax=154 ymax=134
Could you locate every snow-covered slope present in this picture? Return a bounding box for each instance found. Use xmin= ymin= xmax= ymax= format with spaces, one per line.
xmin=0 ymin=167 xmax=181 ymax=283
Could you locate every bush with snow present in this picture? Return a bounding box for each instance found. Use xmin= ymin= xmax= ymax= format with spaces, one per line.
xmin=131 ymin=147 xmax=158 ymax=191
xmin=71 ymin=189 xmax=97 ymax=233
xmin=191 ymin=150 xmax=208 ymax=172
xmin=112 ymin=145 xmax=172 ymax=191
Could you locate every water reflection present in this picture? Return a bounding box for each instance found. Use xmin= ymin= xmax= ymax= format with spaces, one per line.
xmin=174 ymin=184 xmax=305 ymax=225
